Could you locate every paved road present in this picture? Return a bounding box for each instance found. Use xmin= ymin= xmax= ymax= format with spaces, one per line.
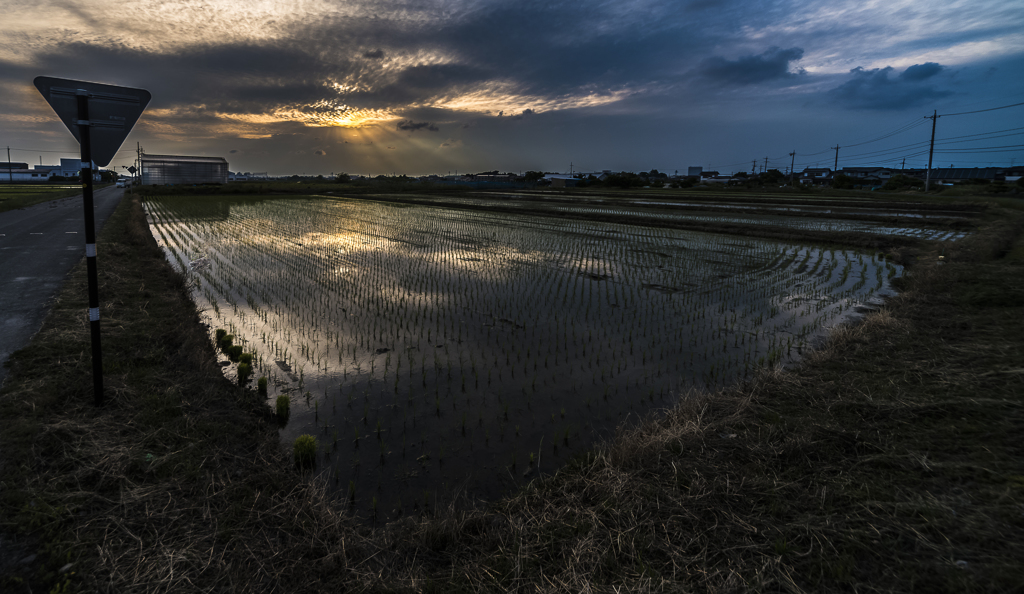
xmin=0 ymin=186 xmax=124 ymax=388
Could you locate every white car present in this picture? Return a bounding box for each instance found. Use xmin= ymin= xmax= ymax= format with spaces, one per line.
xmin=116 ymin=179 xmax=127 ymax=188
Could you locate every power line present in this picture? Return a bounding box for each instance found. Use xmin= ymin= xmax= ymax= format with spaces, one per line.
xmin=934 ymin=144 xmax=1024 ymax=153
xmin=939 ymin=101 xmax=1024 ymax=117
xmin=843 ymin=118 xmax=928 ymax=148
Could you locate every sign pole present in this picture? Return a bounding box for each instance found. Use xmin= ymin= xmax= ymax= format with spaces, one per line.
xmin=76 ymin=90 xmax=104 ymax=406
xmin=34 ymin=76 xmax=151 ymax=406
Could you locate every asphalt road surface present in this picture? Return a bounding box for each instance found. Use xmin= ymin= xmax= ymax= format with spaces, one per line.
xmin=0 ymin=185 xmax=124 ymax=388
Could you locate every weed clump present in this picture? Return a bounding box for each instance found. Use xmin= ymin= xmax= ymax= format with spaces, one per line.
xmin=227 ymin=345 xmax=243 ymax=361
xmin=239 ymin=352 xmax=253 ymax=366
xmin=219 ymin=333 xmax=234 ymax=352
xmin=293 ymin=434 xmax=317 ymax=468
xmin=257 ymin=376 xmax=268 ymax=396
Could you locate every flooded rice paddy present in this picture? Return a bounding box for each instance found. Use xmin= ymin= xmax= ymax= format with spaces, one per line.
xmin=145 ymin=194 xmax=902 ymax=520
xmin=366 ymin=192 xmax=973 ymax=241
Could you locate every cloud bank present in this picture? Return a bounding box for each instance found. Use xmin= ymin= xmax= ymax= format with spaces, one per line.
xmin=828 ymin=62 xmax=953 ymax=110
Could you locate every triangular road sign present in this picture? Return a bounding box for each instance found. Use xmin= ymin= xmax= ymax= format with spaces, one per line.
xmin=34 ymin=76 xmax=151 ymax=167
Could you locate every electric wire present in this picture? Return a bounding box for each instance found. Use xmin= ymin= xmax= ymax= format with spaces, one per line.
xmin=939 ymin=101 xmax=1024 ymax=117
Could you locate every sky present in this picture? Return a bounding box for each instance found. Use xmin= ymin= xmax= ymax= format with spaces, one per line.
xmin=1 ymin=0 xmax=1023 ymax=177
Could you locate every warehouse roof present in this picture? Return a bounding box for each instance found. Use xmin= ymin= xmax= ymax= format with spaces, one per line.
xmin=141 ymin=155 xmax=228 ymax=164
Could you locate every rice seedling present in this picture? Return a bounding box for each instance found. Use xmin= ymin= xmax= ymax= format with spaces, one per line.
xmin=275 ymin=395 xmax=290 ymax=420
xmin=293 ymin=434 xmax=317 ymax=468
xmin=237 ymin=362 xmax=252 ymax=384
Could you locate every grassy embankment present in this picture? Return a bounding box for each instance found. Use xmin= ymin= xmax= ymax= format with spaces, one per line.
xmin=1 ymin=190 xmax=1022 ymax=592
xmin=0 ymin=184 xmax=111 ymax=213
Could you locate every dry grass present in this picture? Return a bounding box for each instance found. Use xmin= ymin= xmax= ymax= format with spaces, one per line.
xmin=2 ymin=194 xmax=1022 ymax=593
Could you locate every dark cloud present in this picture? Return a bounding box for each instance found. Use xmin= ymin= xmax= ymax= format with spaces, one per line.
xmin=900 ymin=62 xmax=944 ymax=81
xmin=828 ymin=63 xmax=953 ymax=110
xmin=396 ymin=120 xmax=438 ymax=132
xmin=697 ymin=47 xmax=806 ymax=86
xmin=506 ymin=109 xmax=536 ymax=121
xmin=0 ymin=1 xmax=738 ymax=128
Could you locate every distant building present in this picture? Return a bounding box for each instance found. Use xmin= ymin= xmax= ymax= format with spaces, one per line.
xmin=841 ymin=167 xmax=894 ymax=182
xmin=543 ymin=174 xmax=579 ymax=188
xmin=687 ymin=166 xmax=703 ymax=177
xmin=0 ymin=162 xmax=87 ymax=183
xmin=0 ymin=167 xmax=56 ymax=182
xmin=58 ymin=158 xmax=86 ymax=177
xmin=141 ymin=155 xmax=229 ymax=185
xmin=800 ymin=167 xmax=832 ymax=184
xmin=923 ymin=167 xmax=1002 ymax=183
xmin=33 ymin=165 xmax=62 ymax=176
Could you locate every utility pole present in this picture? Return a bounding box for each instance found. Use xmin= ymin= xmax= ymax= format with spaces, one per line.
xmin=925 ymin=110 xmax=939 ymax=191
xmin=901 ymin=158 xmax=905 ymax=170
xmin=831 ymin=145 xmax=840 ymax=173
xmin=763 ymin=156 xmax=768 ymax=174
xmin=752 ymin=160 xmax=757 ymax=175
xmin=789 ymin=151 xmax=796 ymax=186
xmin=6 ymin=146 xmax=12 ymax=184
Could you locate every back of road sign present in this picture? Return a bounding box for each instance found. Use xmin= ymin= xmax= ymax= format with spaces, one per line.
xmin=33 ymin=76 xmax=151 ymax=167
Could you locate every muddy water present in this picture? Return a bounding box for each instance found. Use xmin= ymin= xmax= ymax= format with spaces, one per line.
xmin=146 ymin=195 xmax=901 ymax=522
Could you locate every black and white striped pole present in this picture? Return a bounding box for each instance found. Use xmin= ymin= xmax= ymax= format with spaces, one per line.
xmin=34 ymin=76 xmax=151 ymax=406
xmin=76 ymin=90 xmax=105 ymax=406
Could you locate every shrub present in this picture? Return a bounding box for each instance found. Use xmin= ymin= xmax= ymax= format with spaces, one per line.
xmin=227 ymin=345 xmax=243 ymax=361
xmin=293 ymin=435 xmax=317 ymax=468
xmin=239 ymin=352 xmax=253 ymax=366
xmin=276 ymin=395 xmax=290 ymax=419
xmin=215 ymin=329 xmax=226 ymax=343
xmin=220 ymin=334 xmax=234 ymax=351
xmin=257 ymin=376 xmax=268 ymax=396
